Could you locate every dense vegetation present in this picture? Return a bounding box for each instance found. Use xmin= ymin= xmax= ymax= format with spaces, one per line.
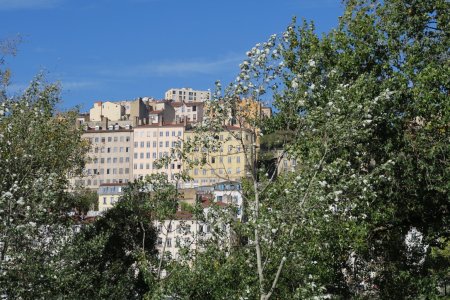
xmin=1 ymin=0 xmax=448 ymax=299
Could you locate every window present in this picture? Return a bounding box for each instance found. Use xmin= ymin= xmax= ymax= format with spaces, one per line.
xmin=113 ymin=158 xmax=117 ymax=163
xmin=147 ymin=141 xmax=151 ymax=148
xmin=194 ymin=169 xmax=198 ymax=175
xmin=107 ymin=158 xmax=111 ymax=163
xmin=140 ymin=153 xmax=144 ymax=159
xmin=108 ymin=137 xmax=112 ymax=142
xmin=134 ymin=153 xmax=138 ymax=159
xmin=160 ymin=141 xmax=163 ymax=147
xmin=125 ymin=168 xmax=129 ymax=174
xmin=211 ymin=157 xmax=216 ymax=163
xmin=140 ymin=142 xmax=144 ymax=148
xmin=139 ymin=164 xmax=144 ymax=169
xmin=153 ymin=141 xmax=157 ymax=147
xmin=153 ymin=152 xmax=157 ymax=158
xmin=146 ymin=152 xmax=150 ymax=158
xmin=126 ymin=147 xmax=129 ymax=152
xmin=146 ymin=163 xmax=150 ymax=169
xmin=193 ymin=106 xmax=197 ymax=112
xmin=120 ymin=147 xmax=124 ymax=152
xmin=202 ymin=169 xmax=207 ymax=175
xmin=172 ymin=131 xmax=175 ymax=136
xmin=134 ymin=164 xmax=137 ymax=169
xmin=106 ymin=169 xmax=110 ymax=174
xmin=159 ymin=131 xmax=163 ymax=137
xmin=165 ymin=141 xmax=169 ymax=147
xmin=101 ymin=158 xmax=105 ymax=164
xmin=236 ymin=167 xmax=241 ymax=174
xmin=119 ymin=168 xmax=123 ymax=174
xmin=95 ymin=137 xmax=99 ymax=143
xmin=178 ymin=131 xmax=182 ymax=136
xmin=134 ymin=142 xmax=138 ymax=148
xmin=103 ymin=197 xmax=107 ymax=204
xmin=119 ymin=157 xmax=123 ymax=163
xmin=237 ymin=156 xmax=241 ymax=163
xmin=107 ymin=147 xmax=111 ymax=153
xmin=228 ymin=157 xmax=232 ymax=163
xmin=125 ymin=157 xmax=130 ymax=162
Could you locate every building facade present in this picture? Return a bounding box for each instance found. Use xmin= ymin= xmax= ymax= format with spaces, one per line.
xmin=165 ymin=88 xmax=210 ymax=102
xmin=184 ymin=126 xmax=253 ymax=187
xmin=132 ymin=124 xmax=185 ymax=182
xmin=98 ymin=183 xmax=127 ymax=212
xmin=71 ymin=128 xmax=134 ymax=190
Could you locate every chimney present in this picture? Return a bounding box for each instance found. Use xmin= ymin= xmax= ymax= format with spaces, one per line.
xmin=183 ymin=116 xmax=187 ymax=126
xmin=158 ymin=116 xmax=163 ymax=126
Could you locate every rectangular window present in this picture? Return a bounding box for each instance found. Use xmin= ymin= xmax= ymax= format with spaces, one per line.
xmin=159 ymin=141 xmax=163 ymax=147
xmin=140 ymin=142 xmax=144 ymax=148
xmin=108 ymin=137 xmax=112 ymax=142
xmin=107 ymin=158 xmax=111 ymax=163
xmin=125 ymin=168 xmax=129 ymax=174
xmin=153 ymin=141 xmax=157 ymax=147
xmin=134 ymin=153 xmax=138 ymax=159
xmin=113 ymin=158 xmax=117 ymax=163
xmin=125 ymin=157 xmax=130 ymax=162
xmin=166 ymin=141 xmax=169 ymax=147
xmin=146 ymin=141 xmax=151 ymax=148
xmin=159 ymin=131 xmax=163 ymax=137
xmin=140 ymin=153 xmax=144 ymax=159
xmin=237 ymin=156 xmax=241 ymax=163
xmin=146 ymin=152 xmax=150 ymax=158
xmin=134 ymin=142 xmax=138 ymax=148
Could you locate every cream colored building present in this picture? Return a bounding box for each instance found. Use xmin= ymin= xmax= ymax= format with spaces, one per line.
xmin=165 ymin=88 xmax=210 ymax=102
xmin=184 ymin=126 xmax=254 ymax=187
xmin=132 ymin=124 xmax=185 ymax=182
xmin=89 ymin=101 xmax=125 ymax=122
xmin=71 ymin=127 xmax=134 ymax=190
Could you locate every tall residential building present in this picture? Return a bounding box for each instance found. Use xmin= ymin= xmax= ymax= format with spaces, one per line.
xmin=132 ymin=124 xmax=185 ymax=182
xmin=165 ymin=88 xmax=211 ymax=102
xmin=184 ymin=126 xmax=254 ymax=187
xmin=71 ymin=127 xmax=134 ymax=190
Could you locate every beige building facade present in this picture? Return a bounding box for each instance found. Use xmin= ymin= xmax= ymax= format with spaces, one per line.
xmin=165 ymin=88 xmax=210 ymax=102
xmin=132 ymin=124 xmax=185 ymax=182
xmin=71 ymin=128 xmax=134 ymax=190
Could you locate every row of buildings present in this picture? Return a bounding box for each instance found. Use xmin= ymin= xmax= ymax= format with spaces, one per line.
xmin=72 ymin=88 xmax=297 ymax=261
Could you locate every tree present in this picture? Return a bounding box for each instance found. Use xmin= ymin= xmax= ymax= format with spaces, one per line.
xmin=0 ymin=71 xmax=89 ymax=297
xmin=159 ymin=0 xmax=449 ymax=299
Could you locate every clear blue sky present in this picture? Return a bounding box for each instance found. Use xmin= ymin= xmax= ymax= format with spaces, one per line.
xmin=0 ymin=0 xmax=344 ymax=111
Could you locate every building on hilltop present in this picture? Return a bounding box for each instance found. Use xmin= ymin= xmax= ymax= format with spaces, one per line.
xmin=165 ymin=88 xmax=211 ymax=102
xmin=132 ymin=123 xmax=186 ymax=183
xmin=184 ymin=126 xmax=254 ymax=187
xmin=70 ymin=126 xmax=134 ymax=190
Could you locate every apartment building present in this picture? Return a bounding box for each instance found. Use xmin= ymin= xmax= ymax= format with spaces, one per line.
xmin=165 ymin=88 xmax=210 ymax=102
xmin=132 ymin=124 xmax=185 ymax=182
xmin=71 ymin=127 xmax=134 ymax=190
xmin=184 ymin=126 xmax=254 ymax=187
xmin=170 ymin=101 xmax=204 ymax=123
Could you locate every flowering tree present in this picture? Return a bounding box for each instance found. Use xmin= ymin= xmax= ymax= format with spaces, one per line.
xmin=159 ymin=0 xmax=449 ymax=299
xmin=0 ymin=74 xmax=89 ymax=297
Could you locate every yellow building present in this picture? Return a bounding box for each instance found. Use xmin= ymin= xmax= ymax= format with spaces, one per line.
xmin=97 ymin=183 xmax=127 ymax=212
xmin=184 ymin=126 xmax=254 ymax=187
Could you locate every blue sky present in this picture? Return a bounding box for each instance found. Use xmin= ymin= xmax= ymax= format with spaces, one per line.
xmin=0 ymin=0 xmax=344 ymax=111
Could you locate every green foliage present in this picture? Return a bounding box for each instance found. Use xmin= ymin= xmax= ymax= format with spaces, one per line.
xmin=56 ymin=179 xmax=159 ymax=299
xmin=0 ymin=75 xmax=89 ymax=298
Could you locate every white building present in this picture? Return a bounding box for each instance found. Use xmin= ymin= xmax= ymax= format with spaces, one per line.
xmin=165 ymin=88 xmax=211 ymax=102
